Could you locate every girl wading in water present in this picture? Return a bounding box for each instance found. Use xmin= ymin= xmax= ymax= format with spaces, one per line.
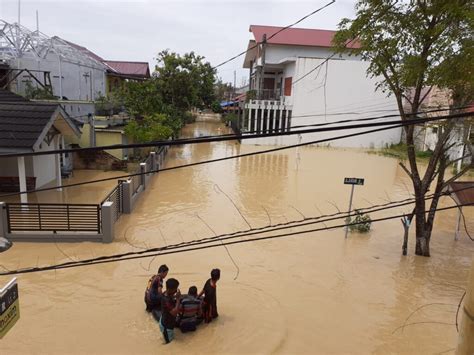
xmin=199 ymin=268 xmax=220 ymax=323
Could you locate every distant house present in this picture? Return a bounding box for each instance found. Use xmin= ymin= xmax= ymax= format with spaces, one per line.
xmin=0 ymin=19 xmax=150 ymax=122
xmin=0 ymin=89 xmax=80 ymax=202
xmin=104 ymin=61 xmax=150 ymax=94
xmin=240 ymin=25 xmax=401 ymax=148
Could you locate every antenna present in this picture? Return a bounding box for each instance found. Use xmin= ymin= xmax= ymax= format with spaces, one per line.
xmin=17 ymin=0 xmax=21 ymax=26
xmin=36 ymin=10 xmax=39 ymax=32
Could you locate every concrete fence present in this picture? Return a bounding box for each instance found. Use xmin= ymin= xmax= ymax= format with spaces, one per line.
xmin=0 ymin=146 xmax=169 ymax=244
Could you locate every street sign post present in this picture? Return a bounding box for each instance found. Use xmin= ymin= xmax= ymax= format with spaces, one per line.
xmin=344 ymin=177 xmax=365 ymax=238
xmin=0 ymin=278 xmax=20 ymax=339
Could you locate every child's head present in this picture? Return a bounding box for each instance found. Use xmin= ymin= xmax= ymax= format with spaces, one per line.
xmin=158 ymin=264 xmax=169 ymax=278
xmin=166 ymin=278 xmax=179 ymax=295
xmin=188 ymin=286 xmax=198 ymax=297
xmin=211 ymin=268 xmax=221 ymax=282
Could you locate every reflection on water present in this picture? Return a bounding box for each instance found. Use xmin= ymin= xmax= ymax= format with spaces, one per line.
xmin=0 ymin=121 xmax=472 ymax=354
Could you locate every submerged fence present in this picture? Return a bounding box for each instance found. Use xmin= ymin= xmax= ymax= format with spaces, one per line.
xmin=5 ymin=203 xmax=101 ymax=233
xmin=0 ymin=147 xmax=169 ymax=243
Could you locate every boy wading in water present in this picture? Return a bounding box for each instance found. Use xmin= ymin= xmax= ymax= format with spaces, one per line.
xmin=199 ymin=268 xmax=220 ymax=323
xmin=144 ymin=264 xmax=169 ymax=313
xmin=159 ymin=278 xmax=181 ymax=344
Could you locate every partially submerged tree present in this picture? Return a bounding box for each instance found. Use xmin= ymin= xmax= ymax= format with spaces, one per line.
xmin=122 ymin=51 xmax=216 ymax=139
xmin=334 ymin=0 xmax=473 ymax=256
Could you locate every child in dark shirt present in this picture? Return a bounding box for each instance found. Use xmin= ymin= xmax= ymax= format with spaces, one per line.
xmin=199 ymin=268 xmax=220 ymax=323
xmin=159 ymin=278 xmax=181 ymax=344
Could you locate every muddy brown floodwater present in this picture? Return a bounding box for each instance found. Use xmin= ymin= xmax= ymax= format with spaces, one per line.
xmin=1 ymin=121 xmax=473 ymax=354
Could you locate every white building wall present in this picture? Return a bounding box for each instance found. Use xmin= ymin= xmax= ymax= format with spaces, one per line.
xmin=244 ymin=57 xmax=401 ymax=148
xmin=10 ymin=53 xmax=106 ymax=101
xmin=32 ymin=139 xmax=57 ymax=188
xmin=264 ymin=44 xmax=358 ymax=65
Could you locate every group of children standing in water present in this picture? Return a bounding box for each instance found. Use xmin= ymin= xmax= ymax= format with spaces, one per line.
xmin=144 ymin=265 xmax=221 ymax=344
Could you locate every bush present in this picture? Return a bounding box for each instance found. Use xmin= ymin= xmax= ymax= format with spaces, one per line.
xmin=222 ymin=113 xmax=238 ymax=125
xmin=347 ymin=210 xmax=372 ymax=233
xmin=211 ymin=100 xmax=223 ymax=113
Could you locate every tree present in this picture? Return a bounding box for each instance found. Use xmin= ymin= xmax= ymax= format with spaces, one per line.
xmin=124 ymin=113 xmax=173 ymax=143
xmin=334 ymin=0 xmax=473 ymax=256
xmin=155 ymin=50 xmax=216 ymax=111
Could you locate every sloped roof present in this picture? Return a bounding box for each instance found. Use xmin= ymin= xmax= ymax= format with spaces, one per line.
xmin=0 ymin=89 xmax=28 ymax=102
xmin=0 ymin=90 xmax=80 ymax=150
xmin=249 ymin=25 xmax=360 ymax=49
xmin=61 ymin=39 xmax=105 ymax=62
xmin=104 ymin=60 xmax=150 ymax=79
xmin=447 ymin=182 xmax=474 ymax=206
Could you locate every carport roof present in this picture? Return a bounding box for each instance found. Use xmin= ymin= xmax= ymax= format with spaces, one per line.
xmin=447 ymin=182 xmax=474 ymax=205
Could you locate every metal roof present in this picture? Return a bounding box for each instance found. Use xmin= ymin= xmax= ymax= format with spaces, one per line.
xmin=249 ymin=25 xmax=361 ymax=49
xmin=104 ymin=61 xmax=150 ymax=79
xmin=447 ymin=182 xmax=474 ymax=206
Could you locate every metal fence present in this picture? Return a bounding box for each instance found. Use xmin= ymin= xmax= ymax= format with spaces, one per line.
xmin=5 ymin=203 xmax=101 ymax=233
xmin=101 ymin=181 xmax=124 ymax=222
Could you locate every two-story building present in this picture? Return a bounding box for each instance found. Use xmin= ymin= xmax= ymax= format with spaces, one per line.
xmin=240 ymin=25 xmax=401 ymax=148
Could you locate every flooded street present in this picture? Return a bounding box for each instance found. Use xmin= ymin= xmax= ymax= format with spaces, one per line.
xmin=1 ymin=121 xmax=473 ymax=354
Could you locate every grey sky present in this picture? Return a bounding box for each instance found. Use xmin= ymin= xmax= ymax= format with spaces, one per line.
xmin=0 ymin=0 xmax=356 ymax=85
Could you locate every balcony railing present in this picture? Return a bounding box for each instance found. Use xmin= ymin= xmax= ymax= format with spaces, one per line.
xmin=250 ymin=89 xmax=282 ymax=101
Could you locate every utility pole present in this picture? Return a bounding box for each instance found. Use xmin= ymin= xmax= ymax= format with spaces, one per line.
xmin=233 ymin=70 xmax=236 ymax=97
xmin=259 ymin=33 xmax=266 ymax=100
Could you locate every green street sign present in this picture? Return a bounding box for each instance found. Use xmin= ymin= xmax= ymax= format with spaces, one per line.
xmin=0 ymin=278 xmax=20 ymax=339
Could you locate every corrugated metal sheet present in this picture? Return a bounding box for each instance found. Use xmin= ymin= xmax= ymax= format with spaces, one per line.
xmin=448 ymin=182 xmax=474 ymax=205
xmin=249 ymin=25 xmax=360 ymax=49
xmin=104 ymin=61 xmax=150 ymax=78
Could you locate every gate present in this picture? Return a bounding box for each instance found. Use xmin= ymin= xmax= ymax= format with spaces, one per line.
xmin=5 ymin=203 xmax=101 ymax=233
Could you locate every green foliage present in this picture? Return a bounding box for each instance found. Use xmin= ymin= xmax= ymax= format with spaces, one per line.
xmin=122 ymin=80 xmax=164 ymax=117
xmin=371 ymin=143 xmax=434 ymax=161
xmin=155 ymin=50 xmax=216 ymax=111
xmin=95 ymin=90 xmax=124 ymax=116
xmin=222 ymin=113 xmax=238 ymax=125
xmin=124 ymin=114 xmax=173 ymax=143
xmin=246 ymin=90 xmax=257 ymax=102
xmin=24 ymin=82 xmax=55 ymax=100
xmin=120 ymin=50 xmax=216 ymax=140
xmin=333 ymin=1 xmax=473 ymax=107
xmin=211 ymin=100 xmax=223 ymax=113
xmin=347 ymin=210 xmax=372 ymax=233
xmin=214 ymin=79 xmax=233 ymax=101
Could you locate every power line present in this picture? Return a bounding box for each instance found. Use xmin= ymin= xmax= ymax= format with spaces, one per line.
xmin=0 ymin=109 xmax=470 ymax=159
xmin=0 ymin=124 xmax=410 ymax=198
xmin=1 ymin=202 xmax=471 ymax=276
xmin=213 ymin=1 xmax=336 ymax=69
xmin=1 ymin=113 xmax=472 ymax=198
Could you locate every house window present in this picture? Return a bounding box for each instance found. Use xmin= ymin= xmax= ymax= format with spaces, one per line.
xmin=284 ymin=77 xmax=292 ymax=96
xmin=432 ymin=127 xmax=438 ymax=134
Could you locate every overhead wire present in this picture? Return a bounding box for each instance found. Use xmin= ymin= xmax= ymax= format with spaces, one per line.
xmin=1 ymin=201 xmax=471 ymax=276
xmin=1 ymin=112 xmax=472 ymax=198
xmin=0 ymin=107 xmax=470 ymax=159
xmin=213 ymin=1 xmax=336 ymax=69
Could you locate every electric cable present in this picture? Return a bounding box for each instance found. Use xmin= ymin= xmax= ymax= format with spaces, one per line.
xmin=0 ymin=202 xmax=470 ymax=276
xmin=0 ymin=108 xmax=470 ymax=158
xmin=213 ymin=1 xmax=336 ymax=69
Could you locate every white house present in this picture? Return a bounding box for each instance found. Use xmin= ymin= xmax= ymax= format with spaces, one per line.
xmin=240 ymin=25 xmax=401 ymax=148
xmin=0 ymin=89 xmax=80 ymax=203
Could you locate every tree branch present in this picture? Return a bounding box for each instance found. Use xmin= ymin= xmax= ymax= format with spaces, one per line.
xmin=399 ymin=162 xmax=413 ymax=179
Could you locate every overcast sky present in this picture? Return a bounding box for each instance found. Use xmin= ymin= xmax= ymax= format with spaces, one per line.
xmin=0 ymin=0 xmax=357 ymax=85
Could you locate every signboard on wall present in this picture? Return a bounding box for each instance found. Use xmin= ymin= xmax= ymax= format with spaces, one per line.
xmin=0 ymin=278 xmax=20 ymax=338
